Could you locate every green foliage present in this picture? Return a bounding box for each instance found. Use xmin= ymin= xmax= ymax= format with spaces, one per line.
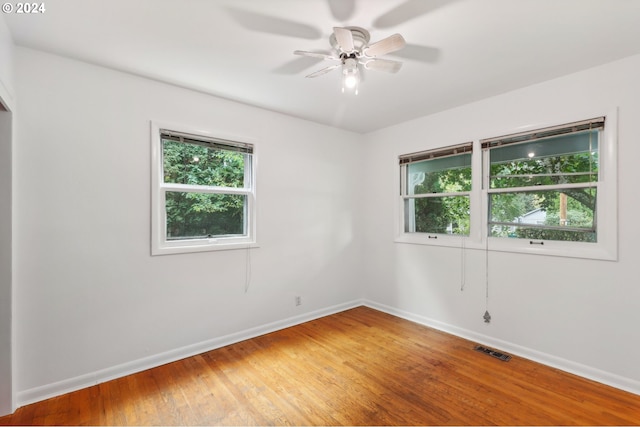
xmin=163 ymin=140 xmax=245 ymax=187
xmin=490 ymin=151 xmax=597 ymax=242
xmin=165 ymin=193 xmax=245 ymax=239
xmin=491 ymin=152 xmax=598 ymax=188
xmin=413 ymin=196 xmax=469 ymax=234
xmin=490 ymin=193 xmax=540 ymax=231
xmin=513 ymin=227 xmax=596 ymax=242
xmin=163 ymin=140 xmax=248 ymax=239
xmin=408 ymin=146 xmax=599 ymax=241
xmin=411 ymin=165 xmax=471 ymax=235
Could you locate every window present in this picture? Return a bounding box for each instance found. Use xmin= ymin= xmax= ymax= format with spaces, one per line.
xmin=399 ymin=143 xmax=473 ymax=238
xmin=396 ymin=112 xmax=617 ymax=260
xmin=483 ymin=118 xmax=602 ymax=243
xmin=151 ymin=122 xmax=256 ymax=255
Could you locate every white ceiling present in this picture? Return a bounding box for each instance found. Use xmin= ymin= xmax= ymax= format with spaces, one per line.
xmin=5 ymin=0 xmax=640 ymax=133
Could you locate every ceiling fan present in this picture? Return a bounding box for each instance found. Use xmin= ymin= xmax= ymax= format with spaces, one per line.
xmin=294 ymin=26 xmax=406 ymax=94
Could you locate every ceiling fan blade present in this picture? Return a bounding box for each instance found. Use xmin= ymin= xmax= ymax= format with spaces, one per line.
xmin=305 ymin=64 xmax=340 ymax=78
xmin=334 ymin=27 xmax=355 ymax=53
xmin=373 ymin=0 xmax=458 ymax=29
xmin=274 ymin=56 xmax=326 ymax=75
xmin=364 ymin=34 xmax=406 ymax=57
xmin=227 ymin=7 xmax=322 ymax=40
xmin=388 ymin=44 xmax=441 ymax=63
xmin=327 ymin=0 xmax=356 ymax=21
xmin=294 ymin=50 xmax=338 ymax=61
xmin=362 ymin=58 xmax=403 ymax=73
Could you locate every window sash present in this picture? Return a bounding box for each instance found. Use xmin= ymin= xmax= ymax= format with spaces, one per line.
xmin=161 ymin=138 xmax=253 ymax=191
xmin=163 ymin=190 xmax=248 ymax=239
xmin=160 ymin=183 xmax=252 ymax=195
xmin=489 ymin=221 xmax=596 ymax=233
xmin=488 ymin=187 xmax=597 ymax=228
xmin=486 ymin=131 xmax=600 ymax=194
xmin=160 ymin=145 xmax=253 ymax=191
xmin=159 ymin=189 xmax=255 ymax=244
xmin=487 ymin=182 xmax=595 ymax=194
xmin=404 ymin=195 xmax=471 ymax=235
xmin=400 ymin=143 xmax=473 ymax=197
xmin=404 ymin=191 xmax=472 ymax=199
xmin=400 ymin=143 xmax=474 ymax=237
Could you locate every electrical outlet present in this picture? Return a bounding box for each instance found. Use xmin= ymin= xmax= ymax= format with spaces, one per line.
xmin=295 ymin=296 xmax=302 ymax=306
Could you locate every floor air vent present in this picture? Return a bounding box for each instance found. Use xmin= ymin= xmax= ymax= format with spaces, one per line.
xmin=474 ymin=345 xmax=512 ymax=361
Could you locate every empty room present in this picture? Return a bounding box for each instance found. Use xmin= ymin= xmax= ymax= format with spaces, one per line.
xmin=1 ymin=0 xmax=640 ymax=425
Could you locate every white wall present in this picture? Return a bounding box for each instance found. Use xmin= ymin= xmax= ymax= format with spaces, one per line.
xmin=0 ymin=16 xmax=14 ymax=105
xmin=0 ymin=14 xmax=14 ymax=416
xmin=13 ymin=47 xmax=364 ymax=403
xmin=363 ymin=54 xmax=640 ymax=393
xmin=12 ymin=43 xmax=640 ymax=408
xmin=0 ymin=107 xmax=12 ymax=417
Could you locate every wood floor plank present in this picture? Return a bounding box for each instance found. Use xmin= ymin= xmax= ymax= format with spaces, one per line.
xmin=1 ymin=306 xmax=639 ymax=425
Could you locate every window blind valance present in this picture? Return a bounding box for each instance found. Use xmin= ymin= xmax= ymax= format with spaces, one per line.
xmin=160 ymin=129 xmax=253 ymax=154
xmin=480 ymin=117 xmax=605 ymax=150
xmin=399 ymin=142 xmax=473 ymax=165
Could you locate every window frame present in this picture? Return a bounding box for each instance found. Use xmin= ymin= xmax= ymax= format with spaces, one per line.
xmin=151 ymin=121 xmax=257 ymax=256
xmin=482 ymin=112 xmax=617 ymax=260
xmin=396 ymin=142 xmax=482 ymax=248
xmin=395 ymin=110 xmax=618 ymax=261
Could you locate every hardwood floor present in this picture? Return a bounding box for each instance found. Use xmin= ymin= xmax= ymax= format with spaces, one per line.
xmin=1 ymin=306 xmax=639 ymax=425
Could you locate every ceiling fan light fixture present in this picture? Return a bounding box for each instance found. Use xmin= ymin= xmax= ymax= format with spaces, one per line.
xmin=341 ymin=57 xmax=360 ymax=94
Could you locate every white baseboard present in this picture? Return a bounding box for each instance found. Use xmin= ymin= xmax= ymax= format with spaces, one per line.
xmin=17 ymin=298 xmax=639 ymax=409
xmin=363 ymin=299 xmax=640 ymax=396
xmin=17 ymin=300 xmax=364 ymax=408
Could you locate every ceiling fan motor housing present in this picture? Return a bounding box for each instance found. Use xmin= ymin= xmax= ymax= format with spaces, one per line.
xmin=330 ymin=26 xmax=371 ymax=54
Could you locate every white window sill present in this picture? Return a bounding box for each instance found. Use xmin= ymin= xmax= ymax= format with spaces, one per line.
xmin=395 ymin=234 xmax=617 ymax=261
xmin=395 ymin=233 xmax=483 ymax=250
xmin=484 ymin=237 xmax=617 ymax=261
xmin=152 ymin=240 xmax=259 ymax=256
